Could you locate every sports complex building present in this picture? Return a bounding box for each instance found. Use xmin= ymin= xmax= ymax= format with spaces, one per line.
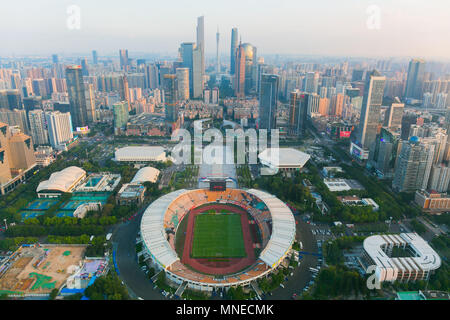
xmin=140 ymin=187 xmax=296 ymax=292
xmin=361 ymin=233 xmax=442 ymax=283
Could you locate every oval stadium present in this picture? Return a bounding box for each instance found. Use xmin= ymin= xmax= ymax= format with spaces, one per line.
xmin=140 ymin=187 xmax=296 ymax=292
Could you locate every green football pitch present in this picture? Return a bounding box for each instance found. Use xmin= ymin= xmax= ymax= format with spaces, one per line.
xmin=191 ymin=213 xmax=246 ymax=258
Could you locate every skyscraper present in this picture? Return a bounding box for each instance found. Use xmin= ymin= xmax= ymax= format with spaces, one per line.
xmin=384 ymin=97 xmax=404 ymax=131
xmin=92 ymin=50 xmax=98 ymax=64
xmin=163 ymin=74 xmax=179 ymax=134
xmin=192 ymin=45 xmax=203 ymax=98
xmin=196 ymin=16 xmax=205 ymax=80
xmin=176 ymin=68 xmax=190 ymax=101
xmin=216 ymin=27 xmax=220 ymax=73
xmin=0 ymin=108 xmax=29 ymax=134
xmin=28 ymin=109 xmax=49 ymax=145
xmin=119 ymin=49 xmax=129 ymax=72
xmin=259 ymin=74 xmax=279 ymax=131
xmin=230 ymin=28 xmax=238 ymax=75
xmin=65 ymin=65 xmax=88 ymax=128
xmin=85 ymin=83 xmax=96 ymax=123
xmin=356 ymin=70 xmax=386 ymax=152
xmin=234 ymin=43 xmax=246 ymax=98
xmin=289 ymin=91 xmax=309 ymax=136
xmin=404 ymin=59 xmax=426 ymax=99
xmin=393 ymin=136 xmax=435 ymax=192
xmin=113 ymin=101 xmax=129 ymax=130
xmin=45 ymin=111 xmax=73 ymax=149
xmin=242 ymin=43 xmax=256 ymax=94
xmin=180 ymin=42 xmax=202 ymax=98
xmin=52 ymin=54 xmax=59 ymax=64
xmin=81 ymin=58 xmax=89 ymax=76
xmin=304 ymin=72 xmax=319 ymax=94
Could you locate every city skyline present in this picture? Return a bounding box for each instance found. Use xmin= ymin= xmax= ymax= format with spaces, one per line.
xmin=0 ymin=1 xmax=449 ymax=59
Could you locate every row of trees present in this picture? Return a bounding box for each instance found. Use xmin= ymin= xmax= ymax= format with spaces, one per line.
xmin=5 ymin=224 xmax=105 ymax=237
xmin=305 ymin=265 xmax=369 ymax=299
xmin=84 ymin=273 xmax=129 ymax=300
xmin=0 ymin=237 xmax=38 ymax=250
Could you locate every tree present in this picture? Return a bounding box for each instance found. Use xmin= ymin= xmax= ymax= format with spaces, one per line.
xmin=49 ymin=288 xmax=59 ymax=300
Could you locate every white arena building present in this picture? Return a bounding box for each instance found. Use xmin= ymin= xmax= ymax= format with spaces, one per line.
xmin=140 ymin=188 xmax=296 ymax=292
xmin=114 ymin=146 xmax=167 ymax=162
xmin=37 ymin=166 xmax=86 ymax=197
xmin=131 ymin=167 xmax=160 ymax=184
xmin=361 ymin=233 xmax=441 ymax=283
xmin=258 ymin=148 xmax=310 ymax=172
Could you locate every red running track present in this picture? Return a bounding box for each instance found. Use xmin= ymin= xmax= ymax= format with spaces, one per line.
xmin=181 ymin=203 xmax=256 ymax=275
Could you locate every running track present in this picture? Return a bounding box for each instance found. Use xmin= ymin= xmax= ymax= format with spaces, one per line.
xmin=181 ymin=203 xmax=256 ymax=275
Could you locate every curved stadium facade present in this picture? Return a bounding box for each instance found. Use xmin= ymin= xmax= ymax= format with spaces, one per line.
xmin=140 ymin=188 xmax=296 ymax=292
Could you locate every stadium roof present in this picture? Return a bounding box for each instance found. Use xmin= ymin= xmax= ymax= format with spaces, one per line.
xmin=131 ymin=167 xmax=160 ymax=184
xmin=258 ymin=148 xmax=310 ymax=169
xmin=247 ymin=189 xmax=296 ymax=268
xmin=363 ymin=233 xmax=441 ymax=281
xmin=36 ymin=166 xmax=86 ymax=193
xmin=140 ymin=188 xmax=296 ymax=271
xmin=140 ymin=189 xmax=187 ymax=269
xmin=114 ymin=146 xmax=166 ymax=162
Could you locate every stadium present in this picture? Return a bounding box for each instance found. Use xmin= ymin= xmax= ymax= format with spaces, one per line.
xmin=140 ymin=185 xmax=296 ymax=293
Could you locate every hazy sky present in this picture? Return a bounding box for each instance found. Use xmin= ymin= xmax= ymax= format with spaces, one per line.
xmin=1 ymin=0 xmax=449 ymax=59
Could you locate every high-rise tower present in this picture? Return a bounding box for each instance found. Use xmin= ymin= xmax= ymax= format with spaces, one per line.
xmin=65 ymin=65 xmax=88 ymax=128
xmin=216 ymin=27 xmax=220 ymax=73
xmin=230 ymin=28 xmax=238 ymax=75
xmin=356 ymin=70 xmax=386 ymax=152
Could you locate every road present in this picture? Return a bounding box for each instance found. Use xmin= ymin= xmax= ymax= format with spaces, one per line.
xmin=270 ymin=217 xmax=319 ymax=300
xmin=112 ymin=210 xmax=166 ymax=300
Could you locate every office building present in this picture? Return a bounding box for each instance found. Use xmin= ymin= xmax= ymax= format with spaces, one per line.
xmin=45 ymin=111 xmax=74 ymax=150
xmin=259 ymin=74 xmax=279 ymax=131
xmin=119 ymin=49 xmax=129 ymax=72
xmin=216 ymin=27 xmax=220 ymax=73
xmin=230 ymin=28 xmax=238 ymax=75
xmin=85 ymin=83 xmax=96 ymax=123
xmin=288 ymin=91 xmax=309 ymax=136
xmin=0 ymin=108 xmax=29 ymax=134
xmin=405 ymin=59 xmax=426 ymax=99
xmin=304 ymin=72 xmax=319 ymax=94
xmin=113 ymin=101 xmax=129 ymax=131
xmin=234 ymin=43 xmax=246 ymax=98
xmin=428 ymin=164 xmax=450 ymax=192
xmin=28 ymin=109 xmax=49 ymax=145
xmin=356 ymin=70 xmax=386 ymax=153
xmin=385 ymin=97 xmax=404 ymax=131
xmin=81 ymin=58 xmax=89 ymax=76
xmin=393 ymin=136 xmax=435 ymax=192
xmin=196 ymin=16 xmax=205 ymax=80
xmin=176 ymin=68 xmax=190 ymax=101
xmin=65 ymin=65 xmax=88 ymax=128
xmin=92 ymin=50 xmax=98 ymax=65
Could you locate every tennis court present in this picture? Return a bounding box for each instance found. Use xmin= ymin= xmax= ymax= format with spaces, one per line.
xmin=25 ymin=199 xmax=58 ymax=211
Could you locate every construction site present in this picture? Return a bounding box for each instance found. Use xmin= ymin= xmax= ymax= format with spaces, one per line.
xmin=0 ymin=244 xmax=87 ymax=296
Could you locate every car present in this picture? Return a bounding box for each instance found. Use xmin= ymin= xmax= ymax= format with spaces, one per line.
xmin=280 ymin=284 xmax=285 ymax=288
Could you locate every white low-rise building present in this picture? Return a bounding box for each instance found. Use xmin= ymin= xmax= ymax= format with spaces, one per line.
xmin=258 ymin=148 xmax=310 ymax=172
xmin=37 ymin=166 xmax=86 ymax=197
xmin=114 ymin=146 xmax=166 ymax=162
